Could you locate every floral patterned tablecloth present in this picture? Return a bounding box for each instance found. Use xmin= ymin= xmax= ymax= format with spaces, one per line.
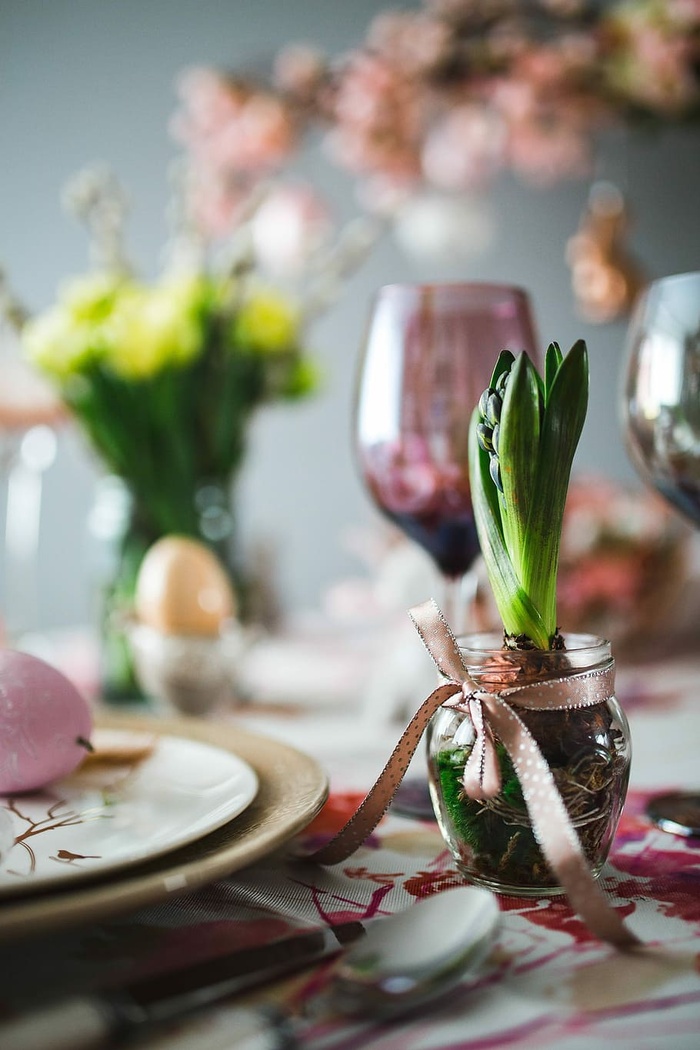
xmin=1 ymin=652 xmax=699 ymax=1049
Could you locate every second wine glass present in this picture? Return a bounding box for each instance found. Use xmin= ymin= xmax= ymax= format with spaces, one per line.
xmin=621 ymin=269 xmax=700 ymax=837
xmin=355 ymin=282 xmax=539 ymax=634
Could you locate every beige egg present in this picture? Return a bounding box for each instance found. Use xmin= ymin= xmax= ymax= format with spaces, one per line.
xmin=134 ymin=536 xmax=236 ymax=636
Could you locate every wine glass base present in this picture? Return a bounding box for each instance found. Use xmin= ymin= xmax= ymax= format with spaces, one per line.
xmin=390 ymin=778 xmax=436 ymax=821
xmin=646 ymin=791 xmax=700 ymax=838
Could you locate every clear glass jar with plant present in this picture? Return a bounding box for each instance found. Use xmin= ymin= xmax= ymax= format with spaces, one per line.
xmin=427 ymin=342 xmax=632 ymax=895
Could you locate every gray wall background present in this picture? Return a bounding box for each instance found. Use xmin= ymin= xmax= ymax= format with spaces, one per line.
xmin=2 ymin=0 xmax=699 ymax=632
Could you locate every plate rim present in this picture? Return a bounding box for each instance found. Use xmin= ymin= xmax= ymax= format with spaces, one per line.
xmin=0 ymin=712 xmax=329 ymax=942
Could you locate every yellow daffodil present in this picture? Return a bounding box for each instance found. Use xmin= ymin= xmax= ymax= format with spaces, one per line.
xmin=23 ymin=272 xmax=128 ymax=380
xmin=233 ymin=287 xmax=300 ymax=353
xmin=59 ymin=271 xmax=124 ymax=323
xmin=103 ymin=276 xmax=205 ymax=380
xmin=23 ymin=304 xmax=103 ymax=379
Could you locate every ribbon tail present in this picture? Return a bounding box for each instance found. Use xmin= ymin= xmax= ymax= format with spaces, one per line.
xmin=486 ymin=699 xmax=641 ymax=950
xmin=304 ymin=683 xmax=457 ymax=866
xmin=408 ymin=599 xmax=473 ymax=683
xmin=462 ymin=733 xmax=501 ymax=801
xmin=461 ymin=698 xmax=501 ymax=801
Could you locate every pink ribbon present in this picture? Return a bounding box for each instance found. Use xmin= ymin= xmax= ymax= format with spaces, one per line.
xmin=308 ymin=599 xmax=640 ymax=950
xmin=449 ymin=687 xmax=501 ymax=800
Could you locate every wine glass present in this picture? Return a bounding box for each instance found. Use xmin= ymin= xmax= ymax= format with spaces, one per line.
xmin=354 ymin=282 xmax=539 ymax=817
xmin=621 ymin=269 xmax=700 ymax=837
xmin=355 ymin=282 xmax=539 ymax=635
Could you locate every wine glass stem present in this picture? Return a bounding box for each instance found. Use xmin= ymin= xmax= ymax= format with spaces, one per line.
xmin=443 ymin=568 xmax=478 ymax=639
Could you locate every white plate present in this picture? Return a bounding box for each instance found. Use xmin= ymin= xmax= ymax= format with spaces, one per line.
xmin=0 ymin=715 xmax=328 ymax=943
xmin=0 ymin=727 xmax=258 ymax=895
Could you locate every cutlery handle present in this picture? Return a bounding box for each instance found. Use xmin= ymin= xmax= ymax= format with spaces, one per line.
xmin=0 ymin=997 xmax=110 ymax=1050
xmin=0 ymin=999 xmax=291 ymax=1050
xmin=0 ymin=922 xmax=363 ymax=1050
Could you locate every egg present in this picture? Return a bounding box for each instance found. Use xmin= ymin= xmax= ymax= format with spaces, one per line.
xmin=0 ymin=650 xmax=94 ymax=794
xmin=134 ymin=535 xmax=236 ymax=636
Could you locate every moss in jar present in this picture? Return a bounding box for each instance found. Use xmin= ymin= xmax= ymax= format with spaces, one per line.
xmin=434 ymin=701 xmax=629 ymax=889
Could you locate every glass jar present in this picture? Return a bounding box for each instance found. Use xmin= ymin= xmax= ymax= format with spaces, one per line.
xmin=426 ymin=632 xmax=631 ymax=897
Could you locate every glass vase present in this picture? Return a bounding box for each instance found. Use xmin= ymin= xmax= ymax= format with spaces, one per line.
xmin=426 ymin=632 xmax=631 ymax=896
xmin=88 ymin=475 xmax=238 ymax=703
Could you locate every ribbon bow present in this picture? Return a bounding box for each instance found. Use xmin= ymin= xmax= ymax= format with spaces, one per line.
xmin=446 ymin=686 xmax=502 ymax=800
xmin=308 ymin=599 xmax=640 ymax=950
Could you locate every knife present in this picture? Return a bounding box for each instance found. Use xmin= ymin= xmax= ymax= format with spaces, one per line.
xmin=0 ymin=919 xmax=366 ymax=1050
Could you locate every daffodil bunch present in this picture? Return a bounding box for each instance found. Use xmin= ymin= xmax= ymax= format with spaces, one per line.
xmin=470 ymin=341 xmax=589 ymax=651
xmin=23 ymin=263 xmax=315 ymax=542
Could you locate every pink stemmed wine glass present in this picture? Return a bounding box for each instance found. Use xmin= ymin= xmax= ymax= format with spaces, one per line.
xmin=355 ymin=282 xmax=539 ymax=635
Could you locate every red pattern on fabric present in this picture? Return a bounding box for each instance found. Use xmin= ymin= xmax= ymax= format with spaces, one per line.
xmin=404 ymin=867 xmax=466 ymax=899
xmin=499 ymin=892 xmax=637 ymax=945
xmin=303 ymin=792 xmax=369 ymax=836
xmin=605 ymin=789 xmax=700 ymax=928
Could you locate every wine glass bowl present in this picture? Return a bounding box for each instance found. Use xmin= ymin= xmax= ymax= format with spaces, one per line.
xmin=358 ymin=433 xmax=478 ymax=581
xmin=355 ymin=282 xmax=539 ymax=628
xmin=622 ymin=270 xmax=700 ymax=528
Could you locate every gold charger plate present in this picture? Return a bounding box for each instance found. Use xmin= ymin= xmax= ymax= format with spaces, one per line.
xmin=0 ymin=712 xmax=328 ymax=942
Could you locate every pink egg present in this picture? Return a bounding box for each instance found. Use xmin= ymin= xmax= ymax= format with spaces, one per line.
xmin=0 ymin=650 xmax=93 ymax=794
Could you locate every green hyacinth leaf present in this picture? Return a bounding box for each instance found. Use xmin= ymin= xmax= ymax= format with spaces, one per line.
xmin=544 ymin=341 xmax=563 ymax=397
xmin=469 ymin=407 xmax=550 ymax=647
xmin=523 ymin=339 xmax=589 ymax=636
xmin=489 ymin=349 xmax=516 ymax=391
xmin=469 ymin=405 xmax=504 ymax=543
xmin=496 ymin=352 xmax=541 ymax=584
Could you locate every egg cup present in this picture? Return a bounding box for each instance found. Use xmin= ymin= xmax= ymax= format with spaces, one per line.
xmin=127 ymin=621 xmax=247 ymax=717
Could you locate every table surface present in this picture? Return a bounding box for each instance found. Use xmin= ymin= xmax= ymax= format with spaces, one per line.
xmin=1 ymin=645 xmax=699 ymax=1049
